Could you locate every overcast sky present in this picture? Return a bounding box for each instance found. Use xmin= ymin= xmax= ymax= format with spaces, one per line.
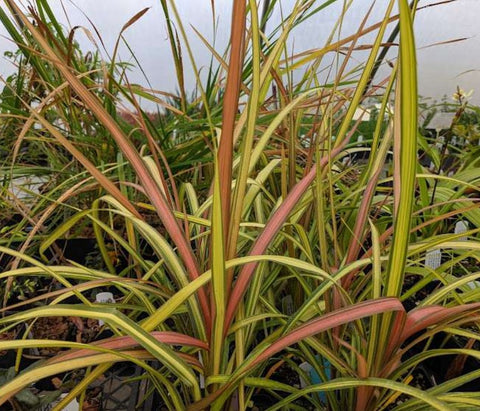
xmin=0 ymin=0 xmax=478 ymax=106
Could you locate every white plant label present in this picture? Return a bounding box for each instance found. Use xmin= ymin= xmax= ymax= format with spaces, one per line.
xmin=299 ymin=361 xmax=314 ymax=389
xmin=455 ymin=221 xmax=468 ymax=241
xmin=425 ymin=249 xmax=442 ymax=270
xmin=95 ymin=292 xmax=114 ymax=326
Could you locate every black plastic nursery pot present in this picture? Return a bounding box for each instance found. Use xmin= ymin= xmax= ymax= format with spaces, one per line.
xmin=42 ymin=238 xmax=99 ymax=266
xmin=422 ymin=332 xmax=480 ymax=392
xmin=403 ymin=329 xmax=480 ymax=392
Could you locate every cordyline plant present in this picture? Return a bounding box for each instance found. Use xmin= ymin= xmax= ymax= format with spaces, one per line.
xmin=0 ymin=0 xmax=480 ymax=410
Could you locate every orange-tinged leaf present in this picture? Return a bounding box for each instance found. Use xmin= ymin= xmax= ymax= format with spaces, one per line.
xmin=401 ymin=303 xmax=480 ymax=342
xmin=49 ymin=331 xmax=209 ymax=364
xmin=218 ymin=0 xmax=247 ymax=239
xmin=250 ymin=298 xmax=404 ymax=368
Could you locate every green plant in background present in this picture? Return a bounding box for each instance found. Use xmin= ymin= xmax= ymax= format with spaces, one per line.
xmin=0 ymin=0 xmax=479 ymax=410
xmin=0 ymin=366 xmax=60 ymax=409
